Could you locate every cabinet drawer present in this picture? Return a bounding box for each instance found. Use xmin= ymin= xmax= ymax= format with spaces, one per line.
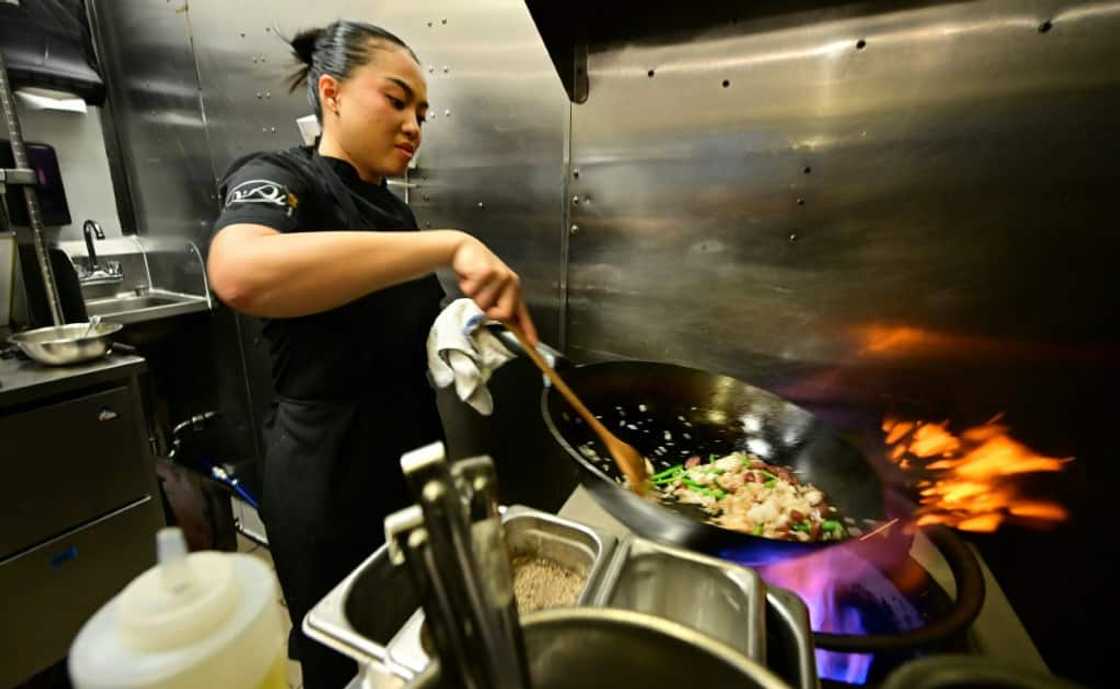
xmin=0 ymin=497 xmax=163 ymax=689
xmin=0 ymin=385 xmax=154 ymax=558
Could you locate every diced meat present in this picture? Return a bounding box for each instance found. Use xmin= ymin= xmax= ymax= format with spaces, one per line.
xmin=652 ymin=450 xmax=845 ymax=544
xmin=717 ymin=472 xmax=745 ymax=491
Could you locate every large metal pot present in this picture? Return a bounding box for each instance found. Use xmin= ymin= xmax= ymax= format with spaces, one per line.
xmin=407 ymin=607 xmax=792 ymax=689
xmin=8 ymin=321 xmax=122 ymax=365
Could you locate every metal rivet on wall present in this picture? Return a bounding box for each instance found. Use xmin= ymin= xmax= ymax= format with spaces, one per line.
xmin=270 ymin=127 xmax=276 ymax=133
xmin=443 ymin=66 xmax=450 ymax=74
xmin=722 ymin=79 xmax=731 ymax=88
xmin=571 ymin=195 xmax=581 ymax=205
xmin=1038 ymin=20 xmax=1053 ymax=33
xmin=789 ymin=233 xmax=799 ymax=242
xmin=570 ymin=224 xmax=580 ymax=235
xmin=428 ymin=66 xmax=435 ymax=73
xmin=572 ymin=168 xmax=580 ymax=179
xmin=477 ymin=201 xmax=485 ymax=208
xmin=796 ymin=198 xmax=805 ymax=206
xmin=265 ymin=91 xmax=271 ymax=99
xmin=582 ymin=195 xmax=592 ymax=205
xmin=427 ymin=21 xmax=433 ymax=28
xmin=444 ymin=109 xmax=451 ymax=117
xmin=856 ymin=39 xmax=867 ymax=50
xmin=648 ymin=69 xmax=656 ymax=78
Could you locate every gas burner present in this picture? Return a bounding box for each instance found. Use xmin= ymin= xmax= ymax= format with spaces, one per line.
xmin=730 ymin=526 xmax=984 ymax=687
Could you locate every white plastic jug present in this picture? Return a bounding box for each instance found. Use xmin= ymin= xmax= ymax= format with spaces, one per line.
xmin=69 ymin=528 xmax=287 ymax=689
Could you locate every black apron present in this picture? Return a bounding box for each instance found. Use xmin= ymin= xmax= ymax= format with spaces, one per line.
xmin=249 ymin=150 xmax=444 ymax=689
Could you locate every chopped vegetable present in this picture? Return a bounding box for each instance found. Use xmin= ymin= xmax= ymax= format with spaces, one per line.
xmin=650 ymin=464 xmax=683 ymax=480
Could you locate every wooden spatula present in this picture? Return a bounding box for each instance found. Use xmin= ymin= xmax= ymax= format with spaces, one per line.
xmin=505 ymin=323 xmax=650 ymax=494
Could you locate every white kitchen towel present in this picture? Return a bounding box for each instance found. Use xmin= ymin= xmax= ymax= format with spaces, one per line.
xmin=427 ymin=298 xmax=515 ymax=416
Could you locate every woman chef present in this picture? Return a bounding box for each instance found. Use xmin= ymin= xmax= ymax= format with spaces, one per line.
xmin=206 ymin=20 xmax=538 ymax=689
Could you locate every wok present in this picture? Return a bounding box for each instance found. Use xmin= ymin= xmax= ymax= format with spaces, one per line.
xmin=536 ymin=356 xmax=886 ymax=564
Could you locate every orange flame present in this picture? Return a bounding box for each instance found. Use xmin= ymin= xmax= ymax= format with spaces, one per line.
xmin=883 ymin=415 xmax=1070 ymax=533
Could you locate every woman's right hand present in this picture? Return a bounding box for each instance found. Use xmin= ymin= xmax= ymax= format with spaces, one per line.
xmin=450 ymin=233 xmax=539 ymax=346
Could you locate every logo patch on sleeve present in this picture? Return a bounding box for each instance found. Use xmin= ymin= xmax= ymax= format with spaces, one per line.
xmin=225 ymin=179 xmax=299 ymax=216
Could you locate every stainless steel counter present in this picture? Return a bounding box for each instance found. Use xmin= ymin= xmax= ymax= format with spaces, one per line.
xmin=0 ymin=349 xmax=146 ymax=409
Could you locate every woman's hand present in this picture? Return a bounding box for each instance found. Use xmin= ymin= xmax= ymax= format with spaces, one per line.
xmin=450 ymin=233 xmax=539 ymax=346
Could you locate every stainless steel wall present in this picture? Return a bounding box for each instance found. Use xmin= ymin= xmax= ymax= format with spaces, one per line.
xmin=567 ymin=0 xmax=1120 ymax=379
xmin=563 ymin=2 xmax=1120 ymax=682
xmin=88 ymin=0 xmax=217 ymax=241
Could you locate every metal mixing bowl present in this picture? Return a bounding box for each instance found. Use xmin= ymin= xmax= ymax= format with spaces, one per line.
xmin=8 ymin=321 xmax=124 ymax=366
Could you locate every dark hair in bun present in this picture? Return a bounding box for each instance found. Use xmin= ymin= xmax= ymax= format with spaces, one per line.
xmin=286 ymin=21 xmax=418 ymax=121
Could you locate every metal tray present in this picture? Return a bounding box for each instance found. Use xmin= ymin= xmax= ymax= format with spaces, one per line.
xmin=765 ymin=585 xmax=820 ymax=689
xmin=590 ymin=536 xmax=767 ymax=662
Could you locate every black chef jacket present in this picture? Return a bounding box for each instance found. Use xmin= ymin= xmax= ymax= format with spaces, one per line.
xmin=211 ymin=146 xmax=445 ymax=689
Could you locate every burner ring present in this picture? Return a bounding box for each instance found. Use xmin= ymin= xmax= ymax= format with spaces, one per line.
xmin=813 ymin=527 xmax=986 ymax=653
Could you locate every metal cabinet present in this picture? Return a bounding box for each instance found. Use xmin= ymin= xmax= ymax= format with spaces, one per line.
xmin=0 ymin=385 xmax=153 ymax=559
xmin=0 ymin=497 xmax=163 ymax=689
xmin=0 ymin=355 xmax=164 ymax=687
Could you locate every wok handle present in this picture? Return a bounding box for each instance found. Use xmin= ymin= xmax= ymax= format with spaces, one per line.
xmin=487 ymin=324 xmax=569 ymax=370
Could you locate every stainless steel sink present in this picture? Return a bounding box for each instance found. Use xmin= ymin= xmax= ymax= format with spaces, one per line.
xmin=84 ymin=290 xmax=210 ymax=324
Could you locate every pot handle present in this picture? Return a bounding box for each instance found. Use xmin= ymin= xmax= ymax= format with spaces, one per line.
xmin=486 ymin=324 xmax=572 ymax=371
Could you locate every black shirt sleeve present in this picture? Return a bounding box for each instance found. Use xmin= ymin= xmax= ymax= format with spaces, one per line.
xmin=211 ymin=155 xmax=309 ymax=235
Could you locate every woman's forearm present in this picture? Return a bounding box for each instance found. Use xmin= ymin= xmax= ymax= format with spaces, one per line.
xmin=208 ymin=224 xmax=465 ymax=317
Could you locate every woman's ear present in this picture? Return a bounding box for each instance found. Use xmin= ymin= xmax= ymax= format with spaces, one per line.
xmin=318 ymin=74 xmax=340 ymax=115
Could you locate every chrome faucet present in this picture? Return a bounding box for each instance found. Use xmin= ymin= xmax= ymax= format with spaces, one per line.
xmin=79 ymin=219 xmax=122 ymax=284
xmin=82 ymin=219 xmax=104 ymax=273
